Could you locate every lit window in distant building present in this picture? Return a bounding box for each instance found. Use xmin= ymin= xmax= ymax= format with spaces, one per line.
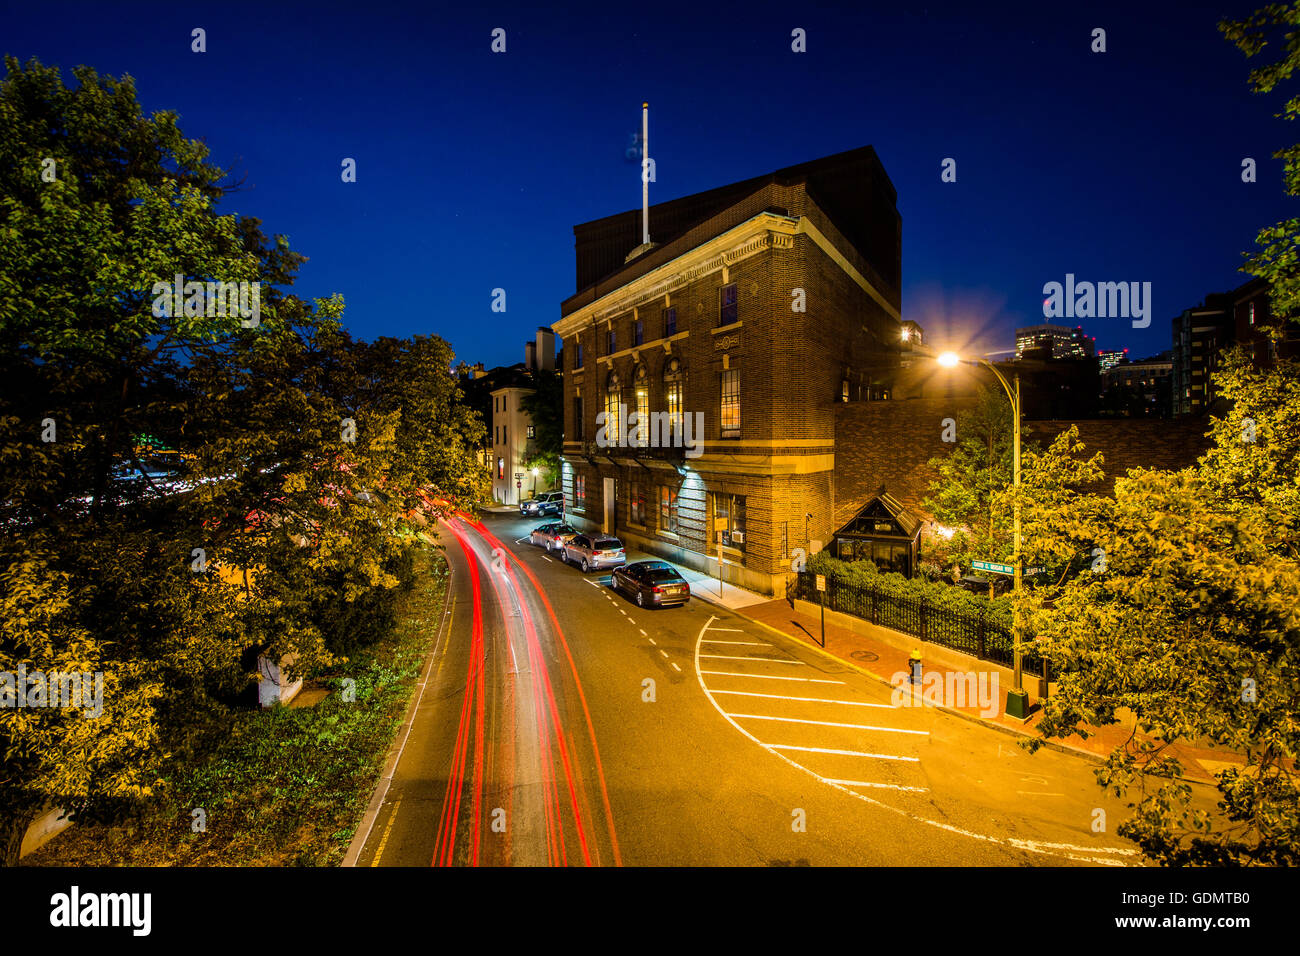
xmin=527 ymin=424 xmax=535 ymax=439
xmin=663 ymin=306 xmax=676 ymax=337
xmin=575 ymin=474 xmax=586 ymax=508
xmin=719 ymin=283 xmax=738 ymax=327
xmin=841 ymin=380 xmax=850 ymax=403
xmin=720 ymin=368 xmax=740 ymax=437
xmin=497 ymin=457 xmax=505 ymax=480
xmin=660 ymin=486 xmax=678 ymax=534
xmin=1249 ymin=302 xmax=1256 ymax=325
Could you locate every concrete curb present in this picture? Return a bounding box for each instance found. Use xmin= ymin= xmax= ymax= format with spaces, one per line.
xmin=341 ymin=552 xmax=456 ymax=867
xmin=716 ymin=597 xmax=1226 ymax=790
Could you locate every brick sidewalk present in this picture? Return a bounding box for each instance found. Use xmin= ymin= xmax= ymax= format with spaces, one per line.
xmin=737 ymin=596 xmax=1246 ymax=787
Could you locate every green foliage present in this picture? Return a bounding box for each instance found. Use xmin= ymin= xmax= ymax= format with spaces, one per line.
xmin=519 ymin=369 xmax=562 ymax=489
xmin=921 ymin=387 xmax=1027 ymax=572
xmin=0 ymin=58 xmax=486 ymax=864
xmin=1009 ymin=353 xmax=1300 ymax=865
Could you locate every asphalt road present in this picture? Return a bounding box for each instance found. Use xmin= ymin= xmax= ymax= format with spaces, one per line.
xmin=351 ymin=512 xmax=1145 ymax=867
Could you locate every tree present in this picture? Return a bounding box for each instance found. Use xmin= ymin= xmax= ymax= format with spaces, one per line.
xmin=922 ymin=386 xmax=1024 ymax=582
xmin=1006 ymin=354 xmax=1300 ymax=864
xmin=0 ymin=58 xmax=488 ymax=863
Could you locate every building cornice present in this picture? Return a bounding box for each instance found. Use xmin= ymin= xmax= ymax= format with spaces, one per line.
xmin=553 ymin=212 xmax=899 ymax=340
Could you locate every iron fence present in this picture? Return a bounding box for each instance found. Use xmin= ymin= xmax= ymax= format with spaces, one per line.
xmin=791 ymin=572 xmax=1042 ymax=677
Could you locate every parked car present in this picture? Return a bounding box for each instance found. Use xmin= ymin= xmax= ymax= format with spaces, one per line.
xmin=562 ymin=533 xmax=626 ymax=573
xmin=520 ymin=491 xmax=565 ymax=517
xmin=612 ymin=560 xmax=691 ymax=608
xmin=530 ymin=521 xmax=577 ymax=552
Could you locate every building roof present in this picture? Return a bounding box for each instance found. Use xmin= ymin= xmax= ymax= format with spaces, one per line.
xmin=567 ymin=145 xmax=899 ymax=299
xmin=833 ymin=486 xmax=923 ymax=540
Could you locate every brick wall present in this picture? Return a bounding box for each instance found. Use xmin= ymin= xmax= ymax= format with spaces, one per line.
xmin=834 ymin=399 xmax=1214 ymax=528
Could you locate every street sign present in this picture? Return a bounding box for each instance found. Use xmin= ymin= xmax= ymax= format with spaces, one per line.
xmin=514 ymin=472 xmax=524 ymax=479
xmin=815 ymin=574 xmax=827 ymax=592
xmin=1025 ymin=566 xmax=1045 ymax=576
xmin=972 ymin=560 xmax=1015 ymax=576
xmin=515 ymin=481 xmax=521 ymax=489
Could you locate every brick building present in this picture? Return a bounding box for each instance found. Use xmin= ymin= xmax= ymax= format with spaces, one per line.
xmin=552 ymin=146 xmax=903 ymax=595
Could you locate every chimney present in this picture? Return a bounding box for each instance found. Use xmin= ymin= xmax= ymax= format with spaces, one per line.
xmin=536 ymin=327 xmax=556 ymax=372
xmin=525 ymin=340 xmax=537 ymax=371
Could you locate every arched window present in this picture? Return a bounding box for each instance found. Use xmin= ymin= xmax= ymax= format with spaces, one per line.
xmin=604 ymin=371 xmax=621 ymax=446
xmin=632 ymin=365 xmax=650 ymax=447
xmin=663 ymin=358 xmax=684 ymax=443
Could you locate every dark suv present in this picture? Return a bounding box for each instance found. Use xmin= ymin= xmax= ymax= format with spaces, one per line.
xmin=520 ymin=491 xmax=564 ymax=517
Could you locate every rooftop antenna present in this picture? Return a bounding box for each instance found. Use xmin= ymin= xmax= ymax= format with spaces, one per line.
xmin=641 ymin=102 xmax=650 ymax=246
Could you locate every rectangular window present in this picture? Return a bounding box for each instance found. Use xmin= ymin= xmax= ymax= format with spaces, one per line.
xmin=720 ymin=368 xmax=740 ymax=438
xmin=503 ymin=425 xmax=507 ymax=447
xmin=575 ymin=474 xmax=586 ymax=508
xmin=607 ymin=328 xmax=616 ymax=354
xmin=711 ymin=493 xmax=746 ymax=551
xmin=576 ymin=343 xmax=584 ymax=367
xmin=573 ymin=396 xmax=584 ymax=440
xmin=663 ymin=307 xmax=676 ymax=337
xmin=660 ymin=486 xmax=678 ymax=534
xmin=630 ymin=481 xmax=645 ymax=525
xmin=497 ymin=457 xmax=505 ymax=480
xmin=526 ymin=424 xmax=535 ymax=439
xmin=634 ymin=319 xmax=644 ymax=346
xmin=604 ymin=387 xmax=620 ymax=444
xmin=719 ymin=283 xmax=738 ymax=327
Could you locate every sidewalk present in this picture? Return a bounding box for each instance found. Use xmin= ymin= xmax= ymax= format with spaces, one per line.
xmin=696 ymin=580 xmax=1246 ymax=787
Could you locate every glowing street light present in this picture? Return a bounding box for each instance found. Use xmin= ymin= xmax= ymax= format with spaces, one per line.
xmin=935 ymin=350 xmax=1029 ymax=720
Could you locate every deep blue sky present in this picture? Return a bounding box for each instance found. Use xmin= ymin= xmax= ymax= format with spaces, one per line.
xmin=2 ymin=0 xmax=1291 ymax=366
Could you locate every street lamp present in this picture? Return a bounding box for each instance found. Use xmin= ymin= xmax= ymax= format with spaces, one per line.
xmin=531 ymin=466 xmax=538 ymax=497
xmin=936 ymin=350 xmax=1029 ymax=720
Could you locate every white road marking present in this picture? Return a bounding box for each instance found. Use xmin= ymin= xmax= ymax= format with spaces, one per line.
xmin=770 ymin=744 xmax=918 ymax=762
xmin=729 ymin=713 xmax=929 ymax=735
xmin=692 ymin=614 xmax=1137 ymax=866
xmin=703 ymin=626 xmax=746 ymax=632
xmin=542 ymin=555 xmax=554 ymax=563
xmin=659 ymin=649 xmax=669 ymax=659
xmin=698 ymin=654 xmax=804 ymax=664
xmin=671 ymin=662 xmax=681 ymax=673
xmin=709 ymin=689 xmax=896 ymax=708
xmin=822 ymin=779 xmax=930 ymax=793
xmin=639 ymin=629 xmax=647 ymax=637
xmin=700 ymin=639 xmax=772 ymax=647
xmin=1016 ymin=791 xmax=1066 ymax=797
xmin=648 ymin=638 xmax=657 ymax=646
xmin=699 ymin=670 xmax=843 ymax=684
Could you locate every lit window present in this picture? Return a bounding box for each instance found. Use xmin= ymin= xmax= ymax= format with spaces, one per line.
xmin=633 ymin=365 xmax=649 ymax=447
xmin=497 ymin=457 xmax=505 ymax=480
xmin=660 ymin=486 xmax=678 ymax=534
xmin=630 ymin=481 xmax=645 ymax=525
xmin=720 ymin=368 xmax=740 ymax=438
xmin=604 ymin=372 xmax=621 ymax=445
xmin=527 ymin=424 xmax=535 ymax=439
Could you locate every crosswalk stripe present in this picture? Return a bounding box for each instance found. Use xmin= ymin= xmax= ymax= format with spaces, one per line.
xmin=770 ymin=744 xmax=919 ymax=762
xmin=699 ymin=654 xmax=803 ymax=665
xmin=709 ymin=689 xmax=895 ymax=708
xmin=729 ymin=714 xmax=929 ymax=735
xmin=699 ymin=670 xmax=843 ymax=684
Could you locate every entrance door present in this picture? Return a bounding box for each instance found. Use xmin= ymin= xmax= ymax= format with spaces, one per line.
xmin=603 ymin=477 xmax=616 ymax=535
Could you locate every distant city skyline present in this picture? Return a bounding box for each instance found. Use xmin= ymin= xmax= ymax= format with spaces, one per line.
xmin=2 ymin=0 xmax=1288 ymax=369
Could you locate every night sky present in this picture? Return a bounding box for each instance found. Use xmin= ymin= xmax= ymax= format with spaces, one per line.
xmin=1 ymin=0 xmax=1290 ymax=368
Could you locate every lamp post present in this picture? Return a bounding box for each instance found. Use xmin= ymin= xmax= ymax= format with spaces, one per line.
xmin=937 ymin=350 xmax=1030 ymax=720
xmin=531 ymin=466 xmax=539 ymax=497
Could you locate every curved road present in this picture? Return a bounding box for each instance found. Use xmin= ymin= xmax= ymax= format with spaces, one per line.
xmin=351 ymin=513 xmax=1140 ymax=867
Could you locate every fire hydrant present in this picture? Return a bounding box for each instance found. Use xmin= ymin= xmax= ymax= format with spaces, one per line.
xmin=909 ymin=648 xmax=923 ymax=685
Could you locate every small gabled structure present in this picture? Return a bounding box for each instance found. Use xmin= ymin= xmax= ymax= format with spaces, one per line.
xmin=830 ymin=486 xmax=922 ymax=576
